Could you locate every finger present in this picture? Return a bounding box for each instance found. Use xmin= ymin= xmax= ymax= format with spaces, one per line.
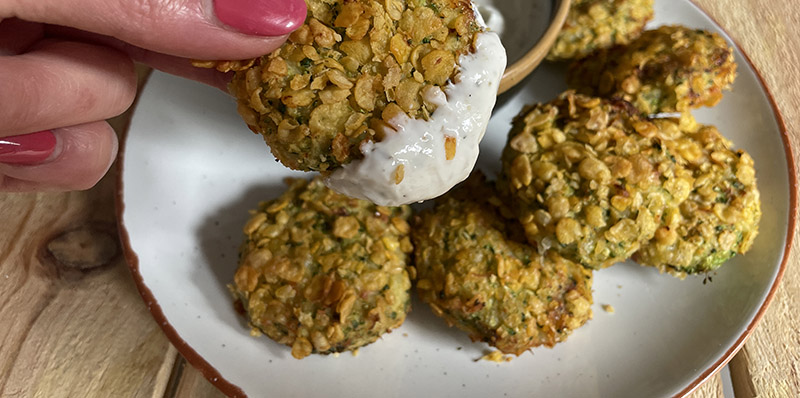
xmin=0 ymin=40 xmax=136 ymax=135
xmin=0 ymin=18 xmax=43 ymax=55
xmin=2 ymin=0 xmax=306 ymax=60
xmin=0 ymin=122 xmax=118 ymax=192
xmin=132 ymin=50 xmax=232 ymax=91
xmin=44 ymin=26 xmax=232 ymax=91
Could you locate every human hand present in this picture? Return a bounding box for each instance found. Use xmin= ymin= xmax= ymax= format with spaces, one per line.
xmin=0 ymin=0 xmax=306 ymax=192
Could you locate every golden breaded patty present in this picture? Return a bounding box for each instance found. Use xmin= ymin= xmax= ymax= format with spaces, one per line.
xmin=547 ymin=0 xmax=654 ymax=61
xmin=201 ymin=0 xmax=483 ymax=172
xmin=231 ymin=177 xmax=414 ymax=359
xmin=500 ymin=91 xmax=688 ymax=269
xmin=412 ymin=174 xmax=593 ymax=355
xmin=634 ymin=122 xmax=761 ymax=276
xmin=567 ymin=25 xmax=737 ymax=114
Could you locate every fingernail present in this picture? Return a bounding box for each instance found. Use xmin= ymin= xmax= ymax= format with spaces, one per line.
xmin=0 ymin=130 xmax=57 ymax=165
xmin=214 ymin=0 xmax=307 ymax=36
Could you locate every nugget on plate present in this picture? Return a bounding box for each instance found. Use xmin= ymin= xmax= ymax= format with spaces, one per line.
xmin=231 ymin=177 xmax=413 ymax=359
xmin=635 ymin=122 xmax=761 ymax=276
xmin=499 ymin=92 xmax=692 ymax=269
xmin=567 ymin=25 xmax=737 ymax=114
xmin=412 ymin=174 xmax=593 ymax=355
xmin=547 ymin=0 xmax=654 ymax=61
xmin=203 ymin=0 xmax=506 ymax=206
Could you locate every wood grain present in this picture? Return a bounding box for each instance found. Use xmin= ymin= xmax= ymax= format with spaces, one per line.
xmin=0 ymin=66 xmax=179 ymax=398
xmin=170 ymin=357 xmax=226 ymax=398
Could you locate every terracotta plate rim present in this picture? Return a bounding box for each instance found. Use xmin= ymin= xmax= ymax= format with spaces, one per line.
xmin=114 ymin=4 xmax=798 ymax=397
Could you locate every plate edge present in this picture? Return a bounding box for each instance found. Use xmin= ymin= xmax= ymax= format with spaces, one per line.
xmin=114 ymin=4 xmax=800 ymax=394
xmin=114 ymin=69 xmax=248 ymax=398
xmin=673 ymin=2 xmax=798 ymax=397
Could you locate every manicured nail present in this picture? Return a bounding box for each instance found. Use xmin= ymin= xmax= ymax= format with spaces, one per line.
xmin=0 ymin=130 xmax=57 ymax=165
xmin=214 ymin=0 xmax=307 ymax=36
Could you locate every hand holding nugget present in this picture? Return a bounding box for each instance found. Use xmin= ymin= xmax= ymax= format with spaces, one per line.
xmin=214 ymin=0 xmax=506 ymax=206
xmin=0 ymin=0 xmax=305 ymax=191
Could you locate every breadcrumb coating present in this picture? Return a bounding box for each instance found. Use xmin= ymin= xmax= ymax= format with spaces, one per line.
xmin=547 ymin=0 xmax=653 ymax=61
xmin=567 ymin=25 xmax=737 ymax=114
xmin=231 ymin=177 xmax=414 ymax=358
xmin=413 ymin=174 xmax=593 ymax=354
xmin=202 ymin=0 xmax=483 ymax=172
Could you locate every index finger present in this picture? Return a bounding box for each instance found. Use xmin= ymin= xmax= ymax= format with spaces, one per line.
xmin=1 ymin=0 xmax=306 ymax=60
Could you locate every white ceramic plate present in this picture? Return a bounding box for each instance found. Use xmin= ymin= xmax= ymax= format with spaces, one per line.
xmin=118 ymin=1 xmax=795 ymax=397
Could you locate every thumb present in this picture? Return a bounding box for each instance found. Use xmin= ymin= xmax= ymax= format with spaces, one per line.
xmin=2 ymin=0 xmax=307 ymax=60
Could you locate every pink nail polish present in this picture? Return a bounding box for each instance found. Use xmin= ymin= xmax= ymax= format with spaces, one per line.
xmin=0 ymin=130 xmax=57 ymax=165
xmin=214 ymin=0 xmax=307 ymax=36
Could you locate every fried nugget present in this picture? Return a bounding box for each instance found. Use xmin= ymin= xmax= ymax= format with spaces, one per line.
xmin=200 ymin=0 xmax=506 ymax=206
xmin=500 ymin=91 xmax=760 ymax=275
xmin=634 ymin=122 xmax=761 ymax=276
xmin=499 ymin=92 xmax=683 ymax=269
xmin=567 ymin=25 xmax=737 ymax=114
xmin=227 ymin=0 xmax=481 ymax=172
xmin=231 ymin=177 xmax=413 ymax=359
xmin=412 ymin=174 xmax=593 ymax=355
xmin=547 ymin=0 xmax=654 ymax=61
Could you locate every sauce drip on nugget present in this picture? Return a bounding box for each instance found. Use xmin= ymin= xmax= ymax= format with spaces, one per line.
xmin=205 ymin=0 xmax=506 ymax=206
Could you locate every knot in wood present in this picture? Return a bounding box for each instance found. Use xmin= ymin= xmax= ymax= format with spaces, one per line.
xmin=47 ymin=226 xmax=119 ymax=270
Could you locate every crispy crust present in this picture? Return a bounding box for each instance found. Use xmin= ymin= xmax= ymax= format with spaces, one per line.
xmin=567 ymin=25 xmax=737 ymax=114
xmin=231 ymin=177 xmax=413 ymax=358
xmin=210 ymin=0 xmax=482 ymax=172
xmin=499 ymin=91 xmax=760 ymax=276
xmin=412 ymin=173 xmax=593 ymax=355
xmin=499 ymin=92 xmax=675 ymax=269
xmin=634 ymin=122 xmax=761 ymax=276
xmin=547 ymin=0 xmax=654 ymax=61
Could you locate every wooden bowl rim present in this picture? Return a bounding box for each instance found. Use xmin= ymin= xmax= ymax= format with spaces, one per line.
xmin=497 ymin=0 xmax=571 ymax=94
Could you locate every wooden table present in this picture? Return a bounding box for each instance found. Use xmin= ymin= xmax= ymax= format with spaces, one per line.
xmin=1 ymin=1 xmax=797 ymax=397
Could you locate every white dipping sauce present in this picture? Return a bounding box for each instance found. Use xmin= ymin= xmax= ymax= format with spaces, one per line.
xmin=325 ymin=32 xmax=507 ymax=206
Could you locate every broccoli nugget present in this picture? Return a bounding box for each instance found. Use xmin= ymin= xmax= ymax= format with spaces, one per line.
xmin=413 ymin=174 xmax=593 ymax=355
xmin=500 ymin=92 xmax=689 ymax=269
xmin=231 ymin=177 xmax=414 ymax=359
xmin=635 ymin=123 xmax=761 ymax=276
xmin=212 ymin=0 xmax=500 ymax=171
xmin=199 ymin=0 xmax=507 ymax=206
xmin=567 ymin=25 xmax=737 ymax=114
xmin=547 ymin=0 xmax=654 ymax=61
